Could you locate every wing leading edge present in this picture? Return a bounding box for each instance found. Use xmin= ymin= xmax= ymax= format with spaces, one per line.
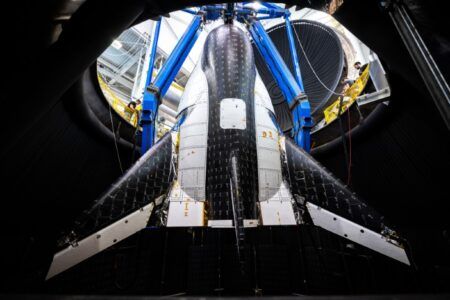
xmin=283 ymin=137 xmax=410 ymax=265
xmin=46 ymin=133 xmax=175 ymax=279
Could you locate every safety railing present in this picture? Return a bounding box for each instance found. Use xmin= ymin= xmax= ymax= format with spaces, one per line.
xmin=97 ymin=74 xmax=139 ymax=127
xmin=323 ymin=64 xmax=370 ymax=124
xmin=98 ymin=73 xmax=184 ymax=129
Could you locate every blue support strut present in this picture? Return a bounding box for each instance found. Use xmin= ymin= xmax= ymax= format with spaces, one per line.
xmin=144 ymin=19 xmax=161 ymax=91
xmin=248 ymin=18 xmax=313 ymax=152
xmin=141 ymin=14 xmax=203 ymax=154
xmin=259 ymin=2 xmax=282 ymax=10
xmin=284 ymin=15 xmax=304 ymax=91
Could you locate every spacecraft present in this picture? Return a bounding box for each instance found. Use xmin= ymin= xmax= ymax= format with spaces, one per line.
xmin=46 ymin=4 xmax=410 ymax=280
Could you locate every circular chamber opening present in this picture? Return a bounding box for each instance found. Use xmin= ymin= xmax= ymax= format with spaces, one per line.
xmin=253 ymin=8 xmax=391 ymax=149
xmin=96 ymin=19 xmax=190 ymax=140
xmin=96 ymin=5 xmax=390 ymax=149
xmin=253 ymin=18 xmax=346 ymax=131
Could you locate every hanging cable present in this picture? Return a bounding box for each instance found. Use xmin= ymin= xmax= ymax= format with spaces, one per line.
xmin=108 ymin=96 xmax=125 ymax=174
xmin=292 ymin=24 xmax=345 ymax=97
xmin=99 ymin=72 xmax=125 ymax=173
xmin=347 ymin=106 xmax=352 ymax=186
xmin=131 ymin=126 xmax=139 ymax=163
xmin=337 ymin=96 xmax=350 ymax=182
xmin=355 ymin=102 xmax=364 ymax=122
xmin=292 ymin=22 xmax=352 ymax=183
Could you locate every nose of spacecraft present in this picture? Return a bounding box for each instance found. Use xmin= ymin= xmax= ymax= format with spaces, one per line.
xmin=167 ymin=24 xmax=261 ymax=226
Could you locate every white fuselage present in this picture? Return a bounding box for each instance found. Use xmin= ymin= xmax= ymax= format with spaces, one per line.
xmin=166 ymin=62 xmax=296 ymax=227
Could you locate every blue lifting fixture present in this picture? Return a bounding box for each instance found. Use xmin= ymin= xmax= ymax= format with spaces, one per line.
xmin=284 ymin=13 xmax=305 ymax=91
xmin=248 ymin=18 xmax=313 ymax=151
xmin=140 ymin=3 xmax=313 ymax=154
xmin=146 ymin=19 xmax=162 ymax=86
xmin=140 ymin=18 xmax=161 ymax=155
xmin=140 ymin=14 xmax=203 ymax=154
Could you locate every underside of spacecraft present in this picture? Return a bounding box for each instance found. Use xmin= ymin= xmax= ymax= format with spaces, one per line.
xmin=1 ymin=0 xmax=450 ymax=298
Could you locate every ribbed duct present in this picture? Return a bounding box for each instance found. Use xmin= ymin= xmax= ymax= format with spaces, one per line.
xmin=253 ymin=19 xmax=344 ymax=132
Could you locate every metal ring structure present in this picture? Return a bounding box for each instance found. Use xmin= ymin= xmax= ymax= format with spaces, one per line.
xmin=253 ymin=19 xmax=344 ymax=132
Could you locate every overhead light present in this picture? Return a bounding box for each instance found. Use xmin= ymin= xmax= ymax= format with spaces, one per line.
xmin=112 ymin=40 xmax=122 ymax=49
xmin=250 ymin=1 xmax=264 ymax=11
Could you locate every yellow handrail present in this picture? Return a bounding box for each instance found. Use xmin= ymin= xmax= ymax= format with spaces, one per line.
xmin=97 ymin=75 xmax=139 ymax=127
xmin=97 ymin=73 xmax=185 ymax=129
xmin=323 ymin=64 xmax=370 ymax=124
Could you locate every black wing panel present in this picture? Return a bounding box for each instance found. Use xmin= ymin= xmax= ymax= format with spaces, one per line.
xmin=284 ymin=138 xmax=386 ymax=233
xmin=59 ymin=133 xmax=174 ymax=247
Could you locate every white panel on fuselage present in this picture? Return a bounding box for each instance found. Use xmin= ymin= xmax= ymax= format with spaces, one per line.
xmin=177 ymin=104 xmax=208 ymax=199
xmin=255 ymin=72 xmax=275 ymax=114
xmin=174 ymin=64 xmax=209 ymax=201
xmin=167 ymin=200 xmax=205 ymax=227
xmin=220 ymin=98 xmax=247 ymax=130
xmin=177 ymin=62 xmax=209 ymax=115
xmin=260 ymin=200 xmax=297 ymax=226
xmin=254 ymin=81 xmax=296 ymax=225
xmin=167 ymin=64 xmax=209 ymax=227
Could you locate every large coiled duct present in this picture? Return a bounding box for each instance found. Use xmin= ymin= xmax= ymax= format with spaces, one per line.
xmin=253 ymin=19 xmax=344 ymax=132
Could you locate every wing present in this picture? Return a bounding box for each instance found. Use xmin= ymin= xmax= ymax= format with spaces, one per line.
xmin=46 ymin=133 xmax=175 ymax=279
xmin=283 ymin=137 xmax=410 ymax=265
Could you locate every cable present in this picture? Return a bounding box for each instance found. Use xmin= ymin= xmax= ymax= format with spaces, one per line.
xmin=347 ymin=106 xmax=352 ymax=186
xmin=337 ymin=96 xmax=350 ymax=182
xmin=108 ymin=100 xmax=125 ymax=174
xmin=355 ymin=102 xmax=364 ymax=122
xmin=100 ymin=72 xmax=125 ymax=173
xmin=131 ymin=126 xmax=139 ymax=163
xmin=292 ymin=22 xmax=353 ymax=183
xmin=292 ymin=24 xmax=345 ymax=97
xmin=98 ymin=71 xmax=126 ymax=173
xmin=292 ymin=20 xmax=355 ymax=184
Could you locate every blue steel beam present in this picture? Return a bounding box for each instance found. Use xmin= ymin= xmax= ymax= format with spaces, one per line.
xmin=284 ymin=16 xmax=305 ymax=91
xmin=141 ymin=14 xmax=203 ymax=154
xmin=248 ymin=25 xmax=293 ymax=100
xmin=256 ymin=15 xmax=282 ymax=21
xmin=248 ymin=18 xmax=313 ymax=152
xmin=259 ymin=2 xmax=282 ymax=10
xmin=144 ymin=19 xmax=161 ymax=90
xmin=238 ymin=5 xmax=285 ymax=18
xmin=251 ymin=19 xmax=301 ymax=98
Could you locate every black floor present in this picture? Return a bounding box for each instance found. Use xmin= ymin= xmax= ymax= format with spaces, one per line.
xmin=40 ymin=226 xmax=435 ymax=296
